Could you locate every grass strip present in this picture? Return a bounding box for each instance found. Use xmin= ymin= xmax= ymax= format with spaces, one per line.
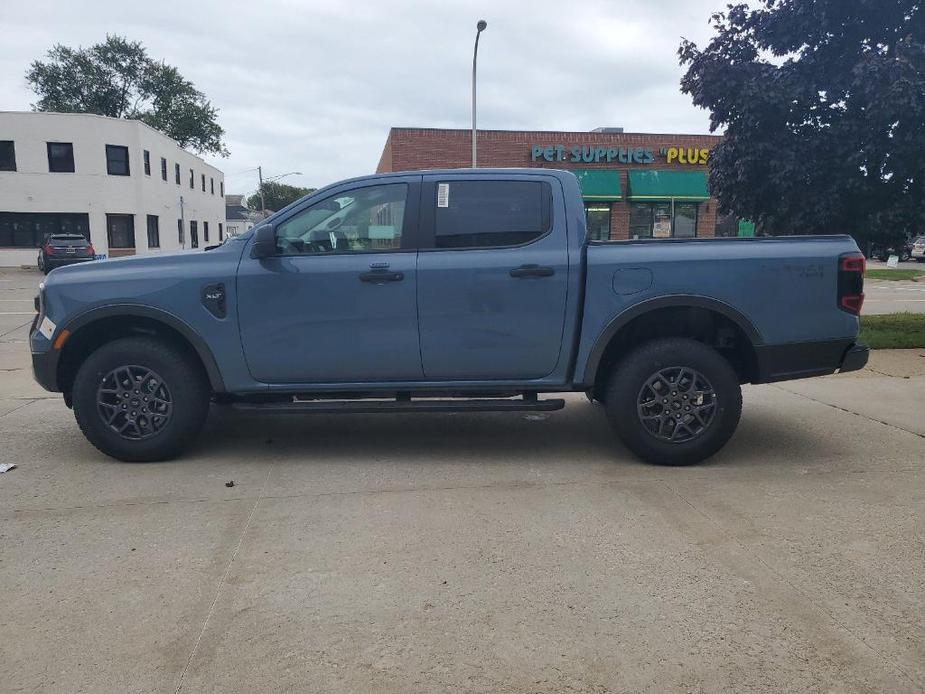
xmin=859 ymin=312 xmax=925 ymax=349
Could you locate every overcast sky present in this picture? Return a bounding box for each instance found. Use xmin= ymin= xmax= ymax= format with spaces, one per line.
xmin=1 ymin=0 xmax=722 ymax=196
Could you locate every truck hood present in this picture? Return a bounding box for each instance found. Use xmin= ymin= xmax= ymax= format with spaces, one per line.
xmin=42 ymin=243 xmax=244 ymax=300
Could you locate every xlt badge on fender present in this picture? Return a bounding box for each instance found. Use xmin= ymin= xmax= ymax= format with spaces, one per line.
xmin=201 ymin=283 xmax=226 ymax=319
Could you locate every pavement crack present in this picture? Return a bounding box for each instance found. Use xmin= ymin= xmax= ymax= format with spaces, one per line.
xmin=0 ymin=399 xmax=39 ymax=418
xmin=0 ymin=317 xmax=33 ymax=339
xmin=659 ymin=480 xmax=919 ymax=689
xmin=174 ymin=465 xmax=272 ymax=694
xmin=771 ymin=384 xmax=925 ymax=439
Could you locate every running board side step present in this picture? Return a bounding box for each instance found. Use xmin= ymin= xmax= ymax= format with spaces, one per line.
xmin=230 ymin=397 xmax=565 ymax=414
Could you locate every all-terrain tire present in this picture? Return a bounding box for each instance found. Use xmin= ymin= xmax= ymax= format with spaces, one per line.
xmin=604 ymin=338 xmax=742 ymax=466
xmin=72 ymin=337 xmax=210 ymax=462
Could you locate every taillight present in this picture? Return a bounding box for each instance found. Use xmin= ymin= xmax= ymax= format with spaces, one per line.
xmin=837 ymin=252 xmax=865 ymax=315
xmin=44 ymin=243 xmax=53 ymax=255
xmin=840 ymin=255 xmax=865 ymax=273
xmin=86 ymin=244 xmax=95 ymax=257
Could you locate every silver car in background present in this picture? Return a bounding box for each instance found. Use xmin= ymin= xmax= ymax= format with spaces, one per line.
xmin=912 ymin=236 xmax=925 ymax=262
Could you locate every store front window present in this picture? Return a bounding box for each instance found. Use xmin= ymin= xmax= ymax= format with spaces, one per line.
xmin=628 ymin=202 xmax=699 ymax=239
xmin=584 ymin=203 xmax=612 ymax=241
xmin=0 ymin=212 xmax=90 ymax=247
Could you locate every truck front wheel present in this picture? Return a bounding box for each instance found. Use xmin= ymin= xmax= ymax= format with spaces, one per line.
xmin=604 ymin=338 xmax=742 ymax=466
xmin=72 ymin=337 xmax=210 ymax=462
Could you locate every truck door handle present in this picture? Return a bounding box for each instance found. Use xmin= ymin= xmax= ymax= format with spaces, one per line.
xmin=509 ymin=264 xmax=554 ymax=278
xmin=359 ymin=270 xmax=404 ymax=283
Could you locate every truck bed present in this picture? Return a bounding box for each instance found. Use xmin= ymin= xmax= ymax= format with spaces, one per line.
xmin=574 ymin=235 xmax=862 ymax=385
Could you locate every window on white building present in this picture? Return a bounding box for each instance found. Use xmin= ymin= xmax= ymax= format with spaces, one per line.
xmin=105 ymin=145 xmax=130 ymax=176
xmin=47 ymin=142 xmax=75 ymax=173
xmin=106 ymin=214 xmax=136 ymax=249
xmin=0 ymin=141 xmax=15 ymax=171
xmin=146 ymin=215 xmax=160 ymax=248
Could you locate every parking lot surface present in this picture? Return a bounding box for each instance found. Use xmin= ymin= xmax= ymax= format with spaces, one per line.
xmin=1 ymin=267 xmax=924 ymax=693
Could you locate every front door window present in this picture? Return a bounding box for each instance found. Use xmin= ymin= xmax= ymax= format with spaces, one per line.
xmin=275 ymin=184 xmax=407 ymax=255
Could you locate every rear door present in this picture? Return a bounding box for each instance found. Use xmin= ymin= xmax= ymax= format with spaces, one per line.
xmin=416 ymin=174 xmax=570 ymax=380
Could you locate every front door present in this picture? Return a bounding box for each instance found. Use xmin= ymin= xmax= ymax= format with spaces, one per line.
xmin=237 ymin=178 xmax=423 ymax=384
xmin=416 ymin=175 xmax=570 ymax=380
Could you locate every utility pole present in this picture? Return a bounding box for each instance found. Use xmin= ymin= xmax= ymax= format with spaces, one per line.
xmin=257 ymin=166 xmax=267 ymax=219
xmin=472 ymin=20 xmax=487 ymax=168
xmin=179 ymin=195 xmax=185 ymax=249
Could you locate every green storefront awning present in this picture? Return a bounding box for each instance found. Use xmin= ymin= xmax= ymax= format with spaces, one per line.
xmin=626 ymin=170 xmax=709 ymax=201
xmin=575 ymin=169 xmax=622 ymax=201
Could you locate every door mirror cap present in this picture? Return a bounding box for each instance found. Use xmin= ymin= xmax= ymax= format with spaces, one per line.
xmin=250 ymin=224 xmax=277 ymax=259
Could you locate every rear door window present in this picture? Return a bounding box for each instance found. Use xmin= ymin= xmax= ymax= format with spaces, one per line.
xmin=433 ymin=180 xmax=550 ymax=249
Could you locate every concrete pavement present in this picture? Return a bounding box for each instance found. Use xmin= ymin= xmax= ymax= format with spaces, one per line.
xmin=1 ymin=268 xmax=924 ymax=693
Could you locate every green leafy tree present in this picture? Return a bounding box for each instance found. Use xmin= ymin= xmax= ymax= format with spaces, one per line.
xmin=26 ymin=35 xmax=228 ymax=156
xmin=246 ymin=181 xmax=316 ymax=212
xmin=679 ymin=0 xmax=924 ymax=248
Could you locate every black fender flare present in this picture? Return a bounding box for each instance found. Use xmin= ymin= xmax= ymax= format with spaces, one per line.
xmin=581 ymin=295 xmax=764 ymax=387
xmin=59 ymin=304 xmax=226 ymax=392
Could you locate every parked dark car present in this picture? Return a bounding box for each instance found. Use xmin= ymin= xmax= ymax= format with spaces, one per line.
xmin=37 ymin=234 xmax=96 ymax=274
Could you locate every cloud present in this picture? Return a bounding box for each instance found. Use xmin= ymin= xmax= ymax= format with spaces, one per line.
xmin=0 ymin=0 xmax=721 ymax=192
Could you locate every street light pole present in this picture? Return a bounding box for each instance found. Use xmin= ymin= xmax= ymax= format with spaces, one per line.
xmin=472 ymin=19 xmax=487 ymax=168
xmin=253 ymin=168 xmax=302 ymax=218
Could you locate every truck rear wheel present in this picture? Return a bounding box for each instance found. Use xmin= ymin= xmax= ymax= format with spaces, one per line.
xmin=604 ymin=338 xmax=742 ymax=466
xmin=72 ymin=337 xmax=210 ymax=462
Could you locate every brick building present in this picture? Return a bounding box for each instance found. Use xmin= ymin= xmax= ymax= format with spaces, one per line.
xmin=377 ymin=127 xmax=722 ymax=241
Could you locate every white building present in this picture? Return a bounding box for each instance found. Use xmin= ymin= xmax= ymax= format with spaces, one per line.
xmin=0 ymin=111 xmax=226 ymax=267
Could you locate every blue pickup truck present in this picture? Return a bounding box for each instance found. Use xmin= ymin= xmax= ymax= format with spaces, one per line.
xmin=30 ymin=169 xmax=868 ymax=465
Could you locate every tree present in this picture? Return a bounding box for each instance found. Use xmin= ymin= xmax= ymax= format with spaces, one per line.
xmin=26 ymin=35 xmax=228 ymax=156
xmin=246 ymin=181 xmax=316 ymax=212
xmin=679 ymin=0 xmax=924 ymax=247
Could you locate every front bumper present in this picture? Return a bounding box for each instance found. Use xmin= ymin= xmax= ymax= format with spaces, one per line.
xmin=31 ymin=347 xmax=59 ymax=392
xmin=30 ymin=292 xmax=60 ymax=392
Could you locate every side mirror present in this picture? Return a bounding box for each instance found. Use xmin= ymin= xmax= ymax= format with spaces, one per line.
xmin=250 ymin=224 xmax=277 ymax=259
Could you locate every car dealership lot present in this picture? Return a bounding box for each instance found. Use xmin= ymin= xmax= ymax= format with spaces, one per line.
xmin=1 ymin=267 xmax=924 ymax=693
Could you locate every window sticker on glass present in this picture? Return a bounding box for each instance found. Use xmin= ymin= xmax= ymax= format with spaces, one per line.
xmin=437 ymin=183 xmax=450 ymax=208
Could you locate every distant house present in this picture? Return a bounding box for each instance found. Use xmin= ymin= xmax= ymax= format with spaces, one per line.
xmin=224 ymin=195 xmax=251 ymax=237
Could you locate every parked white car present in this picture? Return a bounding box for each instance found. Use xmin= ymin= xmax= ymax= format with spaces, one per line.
xmin=912 ymin=236 xmax=925 ymax=262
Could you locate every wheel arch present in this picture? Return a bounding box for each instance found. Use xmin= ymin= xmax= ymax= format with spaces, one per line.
xmin=56 ymin=305 xmax=225 ymax=399
xmin=583 ymin=296 xmax=763 ymax=394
